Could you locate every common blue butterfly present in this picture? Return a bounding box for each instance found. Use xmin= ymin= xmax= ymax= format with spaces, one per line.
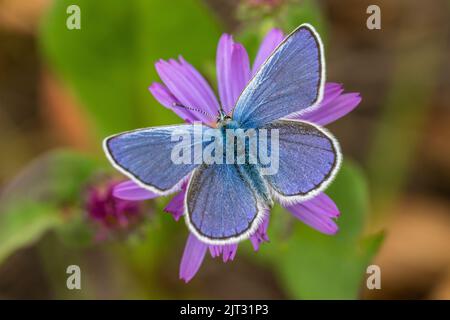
xmin=104 ymin=24 xmax=341 ymax=245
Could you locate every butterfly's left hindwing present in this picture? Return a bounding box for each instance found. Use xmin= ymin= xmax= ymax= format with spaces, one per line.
xmin=185 ymin=164 xmax=267 ymax=245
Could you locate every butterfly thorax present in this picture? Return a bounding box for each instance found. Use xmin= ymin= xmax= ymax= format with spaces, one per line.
xmin=216 ymin=115 xmax=273 ymax=207
xmin=216 ymin=110 xmax=237 ymax=129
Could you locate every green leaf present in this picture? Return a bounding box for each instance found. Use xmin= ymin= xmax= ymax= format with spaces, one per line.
xmin=279 ymin=0 xmax=327 ymax=38
xmin=326 ymin=159 xmax=369 ymax=244
xmin=237 ymin=0 xmax=327 ymax=59
xmin=40 ymin=0 xmax=223 ymax=140
xmin=0 ymin=150 xmax=98 ymax=265
xmin=262 ymin=161 xmax=380 ymax=299
xmin=55 ymin=210 xmax=94 ymax=248
xmin=0 ymin=202 xmax=61 ymax=263
xmin=0 ymin=150 xmax=98 ymax=209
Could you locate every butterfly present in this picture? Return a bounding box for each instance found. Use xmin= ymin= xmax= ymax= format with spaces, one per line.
xmin=104 ymin=24 xmax=341 ymax=245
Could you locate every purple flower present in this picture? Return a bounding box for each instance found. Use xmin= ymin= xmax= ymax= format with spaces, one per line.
xmin=86 ymin=180 xmax=144 ymax=240
xmin=114 ymin=28 xmax=361 ymax=282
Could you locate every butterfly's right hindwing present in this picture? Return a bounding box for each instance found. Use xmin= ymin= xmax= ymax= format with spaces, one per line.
xmin=262 ymin=120 xmax=341 ymax=204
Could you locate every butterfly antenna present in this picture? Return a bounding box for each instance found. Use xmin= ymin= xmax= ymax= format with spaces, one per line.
xmin=172 ymin=102 xmax=215 ymax=118
xmin=218 ymin=103 xmax=227 ymax=119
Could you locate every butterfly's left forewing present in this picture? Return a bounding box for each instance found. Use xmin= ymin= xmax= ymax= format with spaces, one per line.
xmin=185 ymin=163 xmax=267 ymax=245
xmin=232 ymin=24 xmax=324 ymax=128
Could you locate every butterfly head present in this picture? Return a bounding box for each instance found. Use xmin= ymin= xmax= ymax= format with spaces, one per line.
xmin=216 ymin=108 xmax=236 ymax=129
xmin=172 ymin=102 xmax=236 ymax=128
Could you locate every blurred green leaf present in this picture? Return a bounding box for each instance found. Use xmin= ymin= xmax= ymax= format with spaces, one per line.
xmin=326 ymin=160 xmax=369 ymax=243
xmin=0 ymin=202 xmax=61 ymax=264
xmin=40 ymin=0 xmax=223 ymax=140
xmin=55 ymin=210 xmax=94 ymax=248
xmin=0 ymin=150 xmax=99 ymax=265
xmin=261 ymin=161 xmax=380 ymax=299
xmin=238 ymin=0 xmax=327 ymax=59
xmin=279 ymin=0 xmax=326 ymax=38
xmin=360 ymin=231 xmax=384 ymax=267
xmin=0 ymin=150 xmax=98 ymax=209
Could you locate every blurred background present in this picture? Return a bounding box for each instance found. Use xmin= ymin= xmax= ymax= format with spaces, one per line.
xmin=0 ymin=0 xmax=449 ymax=299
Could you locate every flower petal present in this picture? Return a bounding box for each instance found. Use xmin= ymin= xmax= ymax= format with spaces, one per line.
xmin=178 ymin=56 xmax=220 ymax=114
xmin=164 ymin=188 xmax=186 ymax=221
xmin=216 ymin=34 xmax=251 ymax=113
xmin=297 ymin=83 xmax=362 ymax=126
xmin=208 ymin=244 xmax=238 ymax=262
xmin=250 ymin=213 xmax=270 ymax=251
xmin=155 ymin=58 xmax=218 ymax=123
xmin=179 ymin=233 xmax=208 ymax=283
xmin=285 ymin=195 xmax=339 ymax=235
xmin=252 ymin=28 xmax=284 ymax=75
xmin=301 ymin=192 xmax=340 ymax=218
xmin=216 ymin=34 xmax=233 ymax=110
xmin=148 ymin=82 xmax=192 ymax=123
xmin=113 ymin=180 xmax=159 ymax=201
xmin=221 ymin=244 xmax=238 ymax=262
xmin=229 ymin=44 xmax=251 ymax=107
xmin=208 ymin=245 xmax=222 ymax=258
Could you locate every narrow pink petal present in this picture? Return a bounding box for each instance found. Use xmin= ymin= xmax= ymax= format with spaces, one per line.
xmin=222 ymin=244 xmax=238 ymax=262
xmin=155 ymin=59 xmax=216 ymax=123
xmin=306 ymin=93 xmax=362 ymax=126
xmin=148 ymin=82 xmax=178 ymax=108
xmin=179 ymin=233 xmax=208 ymax=283
xmin=250 ymin=213 xmax=270 ymax=251
xmin=113 ymin=180 xmax=160 ymax=201
xmin=252 ymin=28 xmax=284 ymax=75
xmin=229 ymin=43 xmax=250 ymax=109
xmin=317 ymin=83 xmax=344 ymax=106
xmin=167 ymin=57 xmax=219 ymax=114
xmin=296 ymin=82 xmax=362 ymax=126
xmin=300 ymin=192 xmax=340 ymax=218
xmin=208 ymin=244 xmax=238 ymax=262
xmin=285 ymin=200 xmax=339 ymax=235
xmin=216 ymin=34 xmax=233 ymax=111
xmin=164 ymin=188 xmax=186 ymax=221
xmin=149 ymin=82 xmax=193 ymax=123
xmin=209 ymin=245 xmax=222 ymax=258
xmin=216 ymin=35 xmax=251 ymax=113
xmin=178 ymin=56 xmax=220 ymax=114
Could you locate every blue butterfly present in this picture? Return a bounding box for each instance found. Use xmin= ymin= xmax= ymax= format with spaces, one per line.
xmin=104 ymin=24 xmax=341 ymax=245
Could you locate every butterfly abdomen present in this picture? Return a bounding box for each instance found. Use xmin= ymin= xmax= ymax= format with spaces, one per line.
xmin=237 ymin=164 xmax=273 ymax=207
xmin=218 ymin=121 xmax=272 ymax=207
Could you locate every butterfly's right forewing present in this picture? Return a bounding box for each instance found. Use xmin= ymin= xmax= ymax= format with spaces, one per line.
xmin=104 ymin=124 xmax=208 ymax=195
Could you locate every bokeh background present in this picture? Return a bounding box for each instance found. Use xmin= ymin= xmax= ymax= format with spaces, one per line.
xmin=0 ymin=0 xmax=449 ymax=299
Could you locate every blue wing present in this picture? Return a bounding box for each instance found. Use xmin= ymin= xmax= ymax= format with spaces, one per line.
xmin=104 ymin=124 xmax=209 ymax=195
xmin=262 ymin=120 xmax=341 ymax=202
xmin=185 ymin=164 xmax=267 ymax=244
xmin=232 ymin=24 xmax=324 ymax=128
